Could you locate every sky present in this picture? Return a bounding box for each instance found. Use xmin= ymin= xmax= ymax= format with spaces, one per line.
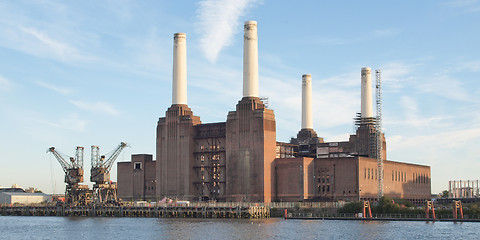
xmin=0 ymin=0 xmax=479 ymax=195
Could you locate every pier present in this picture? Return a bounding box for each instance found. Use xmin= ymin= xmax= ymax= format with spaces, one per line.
xmin=0 ymin=205 xmax=270 ymax=219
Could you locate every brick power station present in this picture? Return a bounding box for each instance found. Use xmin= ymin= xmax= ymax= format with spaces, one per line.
xmin=117 ymin=21 xmax=431 ymax=204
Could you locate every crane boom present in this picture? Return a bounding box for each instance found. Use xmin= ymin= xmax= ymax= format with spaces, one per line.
xmin=90 ymin=142 xmax=128 ymax=185
xmin=47 ymin=146 xmax=85 ymax=185
xmin=104 ymin=142 xmax=128 ymax=173
xmin=90 ymin=142 xmax=128 ymax=204
xmin=47 ymin=147 xmax=72 ymax=173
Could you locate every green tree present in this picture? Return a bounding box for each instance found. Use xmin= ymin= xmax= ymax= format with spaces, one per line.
xmin=440 ymin=190 xmax=449 ymax=198
xmin=338 ymin=201 xmax=363 ymax=213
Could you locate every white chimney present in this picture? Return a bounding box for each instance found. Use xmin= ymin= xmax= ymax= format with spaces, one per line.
xmin=243 ymin=21 xmax=259 ymax=98
xmin=172 ymin=33 xmax=187 ymax=105
xmin=302 ymin=74 xmax=313 ymax=129
xmin=361 ymin=67 xmax=373 ymax=118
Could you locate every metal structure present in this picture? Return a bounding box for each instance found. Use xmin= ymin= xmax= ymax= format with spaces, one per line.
xmin=90 ymin=142 xmax=128 ymax=204
xmin=425 ymin=200 xmax=436 ymax=219
xmin=362 ymin=201 xmax=372 ymax=218
xmin=47 ymin=146 xmax=91 ymax=205
xmin=453 ymin=200 xmax=464 ymax=219
xmin=449 ymin=180 xmax=480 ymax=198
xmin=259 ymin=96 xmax=269 ymax=109
xmin=193 ymin=124 xmax=226 ymax=201
xmin=375 ymin=69 xmax=384 ymax=200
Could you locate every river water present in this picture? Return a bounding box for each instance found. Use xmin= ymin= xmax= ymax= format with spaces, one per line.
xmin=0 ymin=216 xmax=477 ymax=239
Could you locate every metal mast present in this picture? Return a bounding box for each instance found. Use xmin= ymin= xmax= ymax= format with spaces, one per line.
xmin=375 ymin=69 xmax=384 ymax=200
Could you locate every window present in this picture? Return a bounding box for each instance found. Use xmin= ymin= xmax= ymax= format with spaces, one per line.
xmin=134 ymin=162 xmax=142 ymax=170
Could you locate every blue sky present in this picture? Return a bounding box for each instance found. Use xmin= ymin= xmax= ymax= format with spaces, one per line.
xmin=0 ymin=0 xmax=479 ymax=195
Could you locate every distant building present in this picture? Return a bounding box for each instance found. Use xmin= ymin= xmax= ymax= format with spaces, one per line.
xmin=0 ymin=187 xmax=25 ymax=193
xmin=0 ymin=192 xmax=52 ymax=205
xmin=449 ymin=180 xmax=480 ymax=198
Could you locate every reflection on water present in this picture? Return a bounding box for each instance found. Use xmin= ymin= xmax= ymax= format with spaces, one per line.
xmin=0 ymin=216 xmax=477 ymax=240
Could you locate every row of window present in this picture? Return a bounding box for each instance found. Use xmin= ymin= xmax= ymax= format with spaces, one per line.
xmin=199 ymin=145 xmax=222 ymax=150
xmin=317 ymin=169 xmax=331 ymax=184
xmin=392 ymin=170 xmax=407 ymax=182
xmin=200 ymin=154 xmax=221 ymax=162
xmin=318 ymin=185 xmax=330 ymax=193
xmin=414 ymin=173 xmax=430 ymax=184
xmin=364 ymin=168 xmax=378 ymax=180
xmin=363 ymin=168 xmax=429 ymax=184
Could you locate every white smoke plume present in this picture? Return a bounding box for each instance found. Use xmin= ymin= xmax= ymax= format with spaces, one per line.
xmin=196 ymin=0 xmax=259 ymax=62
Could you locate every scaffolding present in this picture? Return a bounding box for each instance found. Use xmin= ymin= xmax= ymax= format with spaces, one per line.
xmin=353 ymin=113 xmax=377 ymax=158
xmin=193 ymin=123 xmax=226 ymax=201
xmin=375 ymin=69 xmax=384 ymax=200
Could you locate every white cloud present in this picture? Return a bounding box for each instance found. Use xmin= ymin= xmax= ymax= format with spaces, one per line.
xmin=36 ymin=81 xmax=71 ymax=95
xmin=445 ymin=0 xmax=478 ymax=7
xmin=69 ymin=100 xmax=120 ymax=116
xmin=19 ymin=25 xmax=82 ymax=62
xmin=419 ymin=75 xmax=471 ymax=102
xmin=380 ymin=62 xmax=415 ymax=89
xmin=310 ymin=28 xmax=399 ymax=46
xmin=41 ymin=113 xmax=88 ymax=132
xmin=0 ymin=75 xmax=11 ymax=90
xmin=195 ymin=0 xmax=260 ymax=62
xmin=390 ymin=96 xmax=452 ymax=129
xmin=372 ymin=28 xmax=399 ymax=38
xmin=318 ymin=71 xmax=358 ymax=88
xmin=457 ymin=60 xmax=480 ymax=72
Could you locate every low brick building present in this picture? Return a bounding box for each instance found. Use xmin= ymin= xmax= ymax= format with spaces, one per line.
xmin=274 ymin=156 xmax=431 ymax=203
xmin=117 ymin=154 xmax=156 ymax=201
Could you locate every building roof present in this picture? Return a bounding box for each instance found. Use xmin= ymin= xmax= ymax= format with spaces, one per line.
xmin=0 ymin=188 xmax=25 ymax=193
xmin=0 ymin=192 xmax=50 ymax=197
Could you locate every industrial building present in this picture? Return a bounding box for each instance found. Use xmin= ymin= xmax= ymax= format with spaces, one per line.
xmin=0 ymin=187 xmax=52 ymax=205
xmin=0 ymin=192 xmax=52 ymax=205
xmin=449 ymin=180 xmax=480 ymax=198
xmin=118 ymin=21 xmax=431 ymax=203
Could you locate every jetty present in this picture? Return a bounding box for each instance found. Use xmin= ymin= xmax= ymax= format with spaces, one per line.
xmin=0 ymin=205 xmax=270 ymax=219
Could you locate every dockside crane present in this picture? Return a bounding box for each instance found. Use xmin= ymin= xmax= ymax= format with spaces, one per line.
xmin=47 ymin=146 xmax=92 ymax=205
xmin=90 ymin=142 xmax=128 ymax=204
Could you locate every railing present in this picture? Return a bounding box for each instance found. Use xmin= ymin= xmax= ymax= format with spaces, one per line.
xmin=285 ymin=212 xmax=480 ymax=220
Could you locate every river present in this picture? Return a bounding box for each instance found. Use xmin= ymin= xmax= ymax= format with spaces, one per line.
xmin=0 ymin=216 xmax=477 ymax=239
